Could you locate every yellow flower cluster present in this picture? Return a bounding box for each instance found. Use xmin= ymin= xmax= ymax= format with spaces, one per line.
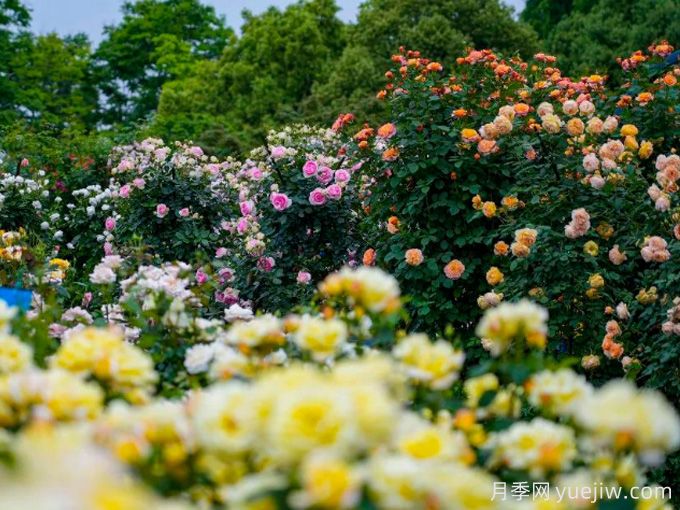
xmin=95 ymin=353 xmax=511 ymax=509
xmin=0 ymin=369 xmax=103 ymax=427
xmin=224 ymin=314 xmax=285 ymax=350
xmin=0 ymin=266 xmax=678 ymax=509
xmin=0 ymin=229 xmax=25 ymax=262
xmin=293 ymin=315 xmax=348 ymax=361
xmin=527 ymin=368 xmax=592 ymax=416
xmin=574 ymin=381 xmax=680 ymax=462
xmin=52 ymin=327 xmax=157 ymax=401
xmin=488 ymin=418 xmax=577 ymax=478
xmin=393 ymin=333 xmax=464 ymax=389
xmin=319 ymin=266 xmax=401 ymax=314
xmin=476 ymin=299 xmax=548 ymax=355
xmin=0 ymin=424 xmax=192 ymax=510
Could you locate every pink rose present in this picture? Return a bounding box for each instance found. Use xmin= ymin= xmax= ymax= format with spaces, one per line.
xmin=215 ymin=247 xmax=228 ymax=258
xmin=48 ymin=323 xmax=67 ymax=338
xmin=249 ymin=167 xmax=264 ymax=180
xmin=189 ymin=146 xmax=204 ymax=158
xmin=297 ymin=271 xmax=312 ymax=284
xmin=270 ymin=192 xmax=292 ymax=211
xmin=207 ymin=163 xmax=220 ymax=175
xmin=155 ymin=203 xmax=169 ymax=218
xmin=655 ymin=196 xmax=670 ymax=211
xmin=104 ymin=217 xmax=116 ymax=231
xmin=82 ymin=292 xmax=93 ymax=308
xmin=218 ymin=267 xmax=234 ymax=283
xmin=117 ymin=160 xmax=133 ymax=172
xmin=179 ymin=208 xmax=190 ymax=217
xmin=195 ymin=269 xmax=208 ymax=285
xmin=133 ymin=178 xmax=145 ymax=189
xmin=582 ymin=153 xmax=599 ymax=173
xmin=271 ymin=146 xmax=286 ymax=160
xmin=103 ymin=242 xmax=113 ymax=256
xmin=309 ymin=188 xmax=327 ymax=205
xmin=119 ymin=184 xmax=131 ymax=198
xmin=240 ymin=200 xmax=254 ymax=216
xmin=20 ymin=158 xmax=29 ymax=168
xmin=302 ymin=160 xmax=318 ymax=178
xmin=237 ymin=218 xmax=248 ymax=234
xmin=590 ymin=175 xmax=605 ymax=189
xmin=215 ymin=289 xmax=238 ymax=305
xmin=316 ymin=166 xmax=334 ymax=184
xmin=334 ymin=169 xmax=350 ymax=183
xmin=257 ymin=256 xmax=275 ymax=272
xmin=326 ymin=184 xmax=342 ymax=200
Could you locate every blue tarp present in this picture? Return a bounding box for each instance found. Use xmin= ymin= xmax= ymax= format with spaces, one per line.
xmin=0 ymin=288 xmax=32 ymax=310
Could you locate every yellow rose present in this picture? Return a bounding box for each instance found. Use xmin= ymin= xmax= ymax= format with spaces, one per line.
xmin=588 ymin=273 xmax=605 ymax=288
xmin=583 ymin=241 xmax=599 ymax=256
xmin=620 ymin=124 xmax=638 ymax=137
xmin=485 ymin=266 xmax=504 ymax=286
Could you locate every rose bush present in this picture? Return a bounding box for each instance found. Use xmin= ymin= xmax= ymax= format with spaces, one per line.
xmin=348 ymin=43 xmax=679 ymax=394
xmin=211 ymin=124 xmax=365 ymax=312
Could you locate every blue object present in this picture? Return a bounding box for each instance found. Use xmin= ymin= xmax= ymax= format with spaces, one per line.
xmin=0 ymin=288 xmax=32 ymax=310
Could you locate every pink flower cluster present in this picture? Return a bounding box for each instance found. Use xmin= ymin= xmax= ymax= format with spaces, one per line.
xmin=119 ymin=178 xmax=145 ymax=199
xmin=564 ymin=208 xmax=591 ymax=238
xmin=648 ymin=154 xmax=680 ymax=211
xmin=640 ymin=236 xmax=671 ymax=263
xmin=661 ymin=298 xmax=680 ymax=336
xmin=309 ymin=185 xmax=342 ymax=205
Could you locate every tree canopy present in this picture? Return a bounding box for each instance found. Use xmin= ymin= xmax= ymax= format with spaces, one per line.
xmin=0 ymin=0 xmax=677 ymax=157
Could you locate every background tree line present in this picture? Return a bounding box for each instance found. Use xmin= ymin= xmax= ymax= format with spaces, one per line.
xmin=0 ymin=0 xmax=678 ymax=159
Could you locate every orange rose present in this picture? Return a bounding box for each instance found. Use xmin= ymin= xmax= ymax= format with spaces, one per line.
xmin=471 ymin=195 xmax=483 ymax=210
xmin=405 ymin=248 xmax=424 ymax=266
xmin=362 ymin=248 xmax=376 ymax=266
xmin=501 ymin=196 xmax=519 ymax=210
xmin=482 ymin=201 xmax=497 ymax=218
xmin=663 ymin=73 xmax=677 ymax=86
xmin=382 ymin=147 xmax=400 ymax=161
xmin=486 ymin=266 xmax=504 ymax=286
xmin=461 ymin=128 xmax=480 ymax=143
xmin=477 ymin=139 xmax=498 ymax=155
xmin=444 ymin=259 xmax=465 ymax=280
xmin=514 ymin=103 xmax=530 ymax=116
xmin=494 ymin=241 xmax=509 ymax=256
xmin=377 ymin=122 xmax=397 ymax=139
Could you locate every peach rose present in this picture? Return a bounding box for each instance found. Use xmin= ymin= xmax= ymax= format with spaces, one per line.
xmin=405 ymin=248 xmax=424 ymax=266
xmin=444 ymin=259 xmax=465 ymax=280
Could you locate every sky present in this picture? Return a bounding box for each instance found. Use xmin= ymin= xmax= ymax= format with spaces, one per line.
xmin=26 ymin=0 xmax=526 ymax=44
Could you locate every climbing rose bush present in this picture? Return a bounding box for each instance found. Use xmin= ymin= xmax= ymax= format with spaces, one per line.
xmin=212 ymin=124 xmax=365 ymax=312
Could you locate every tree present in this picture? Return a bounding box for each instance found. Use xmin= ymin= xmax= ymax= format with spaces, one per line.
xmin=304 ymin=0 xmax=540 ymax=125
xmin=94 ymin=0 xmax=233 ymax=125
xmin=154 ymin=0 xmax=346 ymax=151
xmin=9 ymin=33 xmax=98 ymax=130
xmin=523 ymin=0 xmax=680 ymax=77
xmin=0 ymin=0 xmax=30 ymax=124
